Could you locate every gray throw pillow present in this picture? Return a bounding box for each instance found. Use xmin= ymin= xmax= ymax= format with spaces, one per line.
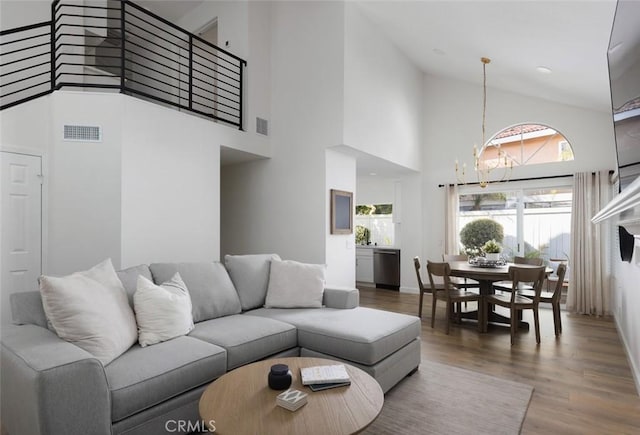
xmin=149 ymin=262 xmax=241 ymax=322
xmin=224 ymin=254 xmax=281 ymax=311
xmin=9 ymin=291 xmax=48 ymax=328
xmin=117 ymin=264 xmax=153 ymax=307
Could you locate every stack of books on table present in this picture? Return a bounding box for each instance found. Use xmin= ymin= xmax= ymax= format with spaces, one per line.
xmin=300 ymin=364 xmax=351 ymax=391
xmin=276 ymin=389 xmax=308 ymax=411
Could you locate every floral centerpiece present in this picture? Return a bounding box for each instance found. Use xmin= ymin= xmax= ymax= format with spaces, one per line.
xmin=464 ymin=246 xmax=481 ymax=259
xmin=482 ymin=239 xmax=502 ymax=261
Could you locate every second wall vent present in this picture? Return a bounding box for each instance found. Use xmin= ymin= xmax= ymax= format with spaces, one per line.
xmin=256 ymin=117 xmax=268 ymax=136
xmin=63 ymin=125 xmax=102 ymax=142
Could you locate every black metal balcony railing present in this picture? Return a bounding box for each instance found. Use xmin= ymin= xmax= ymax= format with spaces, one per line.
xmin=0 ymin=0 xmax=246 ymax=129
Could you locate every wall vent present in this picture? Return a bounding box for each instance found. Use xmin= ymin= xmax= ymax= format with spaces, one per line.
xmin=256 ymin=117 xmax=268 ymax=136
xmin=63 ymin=125 xmax=102 ymax=142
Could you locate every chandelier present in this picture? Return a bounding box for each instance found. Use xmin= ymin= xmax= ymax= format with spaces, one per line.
xmin=455 ymin=57 xmax=512 ymax=188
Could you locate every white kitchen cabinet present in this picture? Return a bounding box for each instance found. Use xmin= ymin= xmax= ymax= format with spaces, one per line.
xmin=356 ymin=247 xmax=374 ymax=283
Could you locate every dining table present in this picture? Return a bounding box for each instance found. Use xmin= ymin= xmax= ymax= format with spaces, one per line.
xmin=447 ymin=260 xmax=552 ymax=331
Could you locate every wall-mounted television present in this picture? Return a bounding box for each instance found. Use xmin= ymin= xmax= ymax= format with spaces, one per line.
xmin=608 ymin=0 xmax=640 ymax=191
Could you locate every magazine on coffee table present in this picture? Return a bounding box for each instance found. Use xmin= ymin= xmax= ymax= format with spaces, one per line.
xmin=300 ymin=364 xmax=350 ymax=385
xmin=307 ymin=381 xmax=351 ymax=392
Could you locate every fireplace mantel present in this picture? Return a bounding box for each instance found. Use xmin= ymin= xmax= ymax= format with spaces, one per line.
xmin=593 ymin=176 xmax=640 ymax=235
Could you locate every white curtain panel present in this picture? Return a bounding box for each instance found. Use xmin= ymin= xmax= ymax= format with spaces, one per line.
xmin=567 ymin=171 xmax=613 ymax=316
xmin=444 ymin=184 xmax=460 ymax=255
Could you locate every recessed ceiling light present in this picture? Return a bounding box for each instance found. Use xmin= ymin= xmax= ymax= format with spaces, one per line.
xmin=536 ymin=66 xmax=552 ymax=74
xmin=369 ymin=172 xmax=377 ymax=176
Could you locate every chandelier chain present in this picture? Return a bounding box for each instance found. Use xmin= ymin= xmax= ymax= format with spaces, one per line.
xmin=455 ymin=56 xmax=512 ymax=188
xmin=482 ymin=60 xmax=487 ymax=146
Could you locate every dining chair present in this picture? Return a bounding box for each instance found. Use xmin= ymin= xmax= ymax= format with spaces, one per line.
xmin=518 ymin=263 xmax=567 ymax=336
xmin=493 ymin=256 xmax=543 ymax=292
xmin=426 ymin=261 xmax=483 ymax=334
xmin=546 ymin=258 xmax=569 ymax=291
xmin=414 ymin=256 xmax=437 ymax=319
xmin=483 ymin=265 xmax=546 ymax=344
xmin=442 ymin=254 xmax=480 ymax=291
xmin=514 ymin=256 xmax=544 ymax=266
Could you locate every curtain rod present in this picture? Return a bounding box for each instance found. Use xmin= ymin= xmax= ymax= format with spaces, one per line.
xmin=438 ymin=170 xmax=614 ymax=188
xmin=437 ymin=173 xmax=573 ymax=188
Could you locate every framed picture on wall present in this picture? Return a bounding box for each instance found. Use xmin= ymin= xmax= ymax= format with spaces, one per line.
xmin=330 ymin=189 xmax=353 ymax=234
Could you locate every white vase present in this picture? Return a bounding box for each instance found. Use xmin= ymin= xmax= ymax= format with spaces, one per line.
xmin=485 ymin=253 xmax=500 ymax=261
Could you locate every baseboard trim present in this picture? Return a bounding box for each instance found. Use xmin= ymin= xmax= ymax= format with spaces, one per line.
xmin=400 ymin=286 xmax=419 ymax=294
xmin=614 ymin=314 xmax=640 ymax=396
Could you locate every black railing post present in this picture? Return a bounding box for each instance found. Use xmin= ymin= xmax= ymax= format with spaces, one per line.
xmin=50 ymin=1 xmax=57 ymax=90
xmin=188 ymin=34 xmax=193 ymax=110
xmin=238 ymin=62 xmax=244 ymax=130
xmin=120 ymin=0 xmax=126 ymax=92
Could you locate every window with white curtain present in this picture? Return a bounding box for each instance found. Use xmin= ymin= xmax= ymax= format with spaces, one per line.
xmin=457 ymin=179 xmax=573 ymax=266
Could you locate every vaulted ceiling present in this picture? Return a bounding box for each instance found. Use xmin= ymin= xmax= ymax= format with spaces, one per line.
xmin=146 ymin=0 xmax=618 ymax=113
xmin=356 ymin=0 xmax=618 ymax=112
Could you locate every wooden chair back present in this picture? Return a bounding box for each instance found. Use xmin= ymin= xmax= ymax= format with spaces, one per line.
xmin=514 ymin=256 xmax=543 ymax=266
xmin=426 ymin=261 xmax=454 ymax=294
xmin=551 ymin=263 xmax=567 ymax=302
xmin=413 ymin=256 xmax=428 ymax=293
xmin=508 ymin=265 xmax=546 ymax=303
xmin=443 ymin=254 xmax=468 ymax=262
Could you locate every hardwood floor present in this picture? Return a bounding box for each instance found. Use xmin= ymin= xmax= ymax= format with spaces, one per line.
xmin=358 ymin=286 xmax=640 ymax=434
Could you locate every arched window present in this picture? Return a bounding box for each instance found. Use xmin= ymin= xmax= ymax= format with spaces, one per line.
xmin=479 ymin=123 xmax=574 ymax=167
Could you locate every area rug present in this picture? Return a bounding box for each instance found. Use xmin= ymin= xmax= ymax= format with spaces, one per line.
xmin=363 ymin=360 xmax=534 ymax=435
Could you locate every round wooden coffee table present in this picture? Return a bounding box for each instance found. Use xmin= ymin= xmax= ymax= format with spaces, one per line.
xmin=199 ymin=357 xmax=384 ymax=434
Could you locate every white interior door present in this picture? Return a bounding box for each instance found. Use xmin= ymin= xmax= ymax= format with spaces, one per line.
xmin=1 ymin=152 xmax=42 ymax=325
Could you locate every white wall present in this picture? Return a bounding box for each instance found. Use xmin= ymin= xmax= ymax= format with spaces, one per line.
xmin=120 ymin=96 xmax=220 ymax=267
xmin=340 ymin=2 xmax=424 ymax=291
xmin=396 ymin=172 xmax=422 ymax=292
xmin=2 ymin=90 xmax=247 ymax=275
xmin=343 ymin=3 xmax=423 ymax=172
xmin=178 ymin=1 xmax=249 ymax=59
xmin=356 ymin=176 xmax=395 ymax=205
xmin=0 ymin=1 xmax=50 ymax=30
xmin=48 ymin=92 xmax=122 ymax=275
xmin=0 ymin=96 xmax=50 ymax=155
xmin=422 ymin=74 xmax=616 ymax=262
xmin=221 ymin=2 xmax=345 ymax=270
xmin=612 ymin=241 xmax=640 ymax=393
xmin=3 ymin=92 xmax=122 ymax=277
xmin=325 ymin=148 xmax=356 ymax=286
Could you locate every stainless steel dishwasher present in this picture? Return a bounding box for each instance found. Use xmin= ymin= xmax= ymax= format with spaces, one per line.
xmin=373 ymin=248 xmax=400 ymax=290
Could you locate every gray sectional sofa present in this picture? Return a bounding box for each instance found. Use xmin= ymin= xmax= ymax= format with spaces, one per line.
xmin=0 ymin=255 xmax=421 ymax=435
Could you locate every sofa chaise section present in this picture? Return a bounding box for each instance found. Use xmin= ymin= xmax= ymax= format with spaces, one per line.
xmin=248 ymin=306 xmax=421 ymax=392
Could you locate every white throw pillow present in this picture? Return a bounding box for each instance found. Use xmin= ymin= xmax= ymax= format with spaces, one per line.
xmin=39 ymin=258 xmax=138 ymax=365
xmin=264 ymin=259 xmax=326 ymax=308
xmin=134 ymin=273 xmax=194 ymax=347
